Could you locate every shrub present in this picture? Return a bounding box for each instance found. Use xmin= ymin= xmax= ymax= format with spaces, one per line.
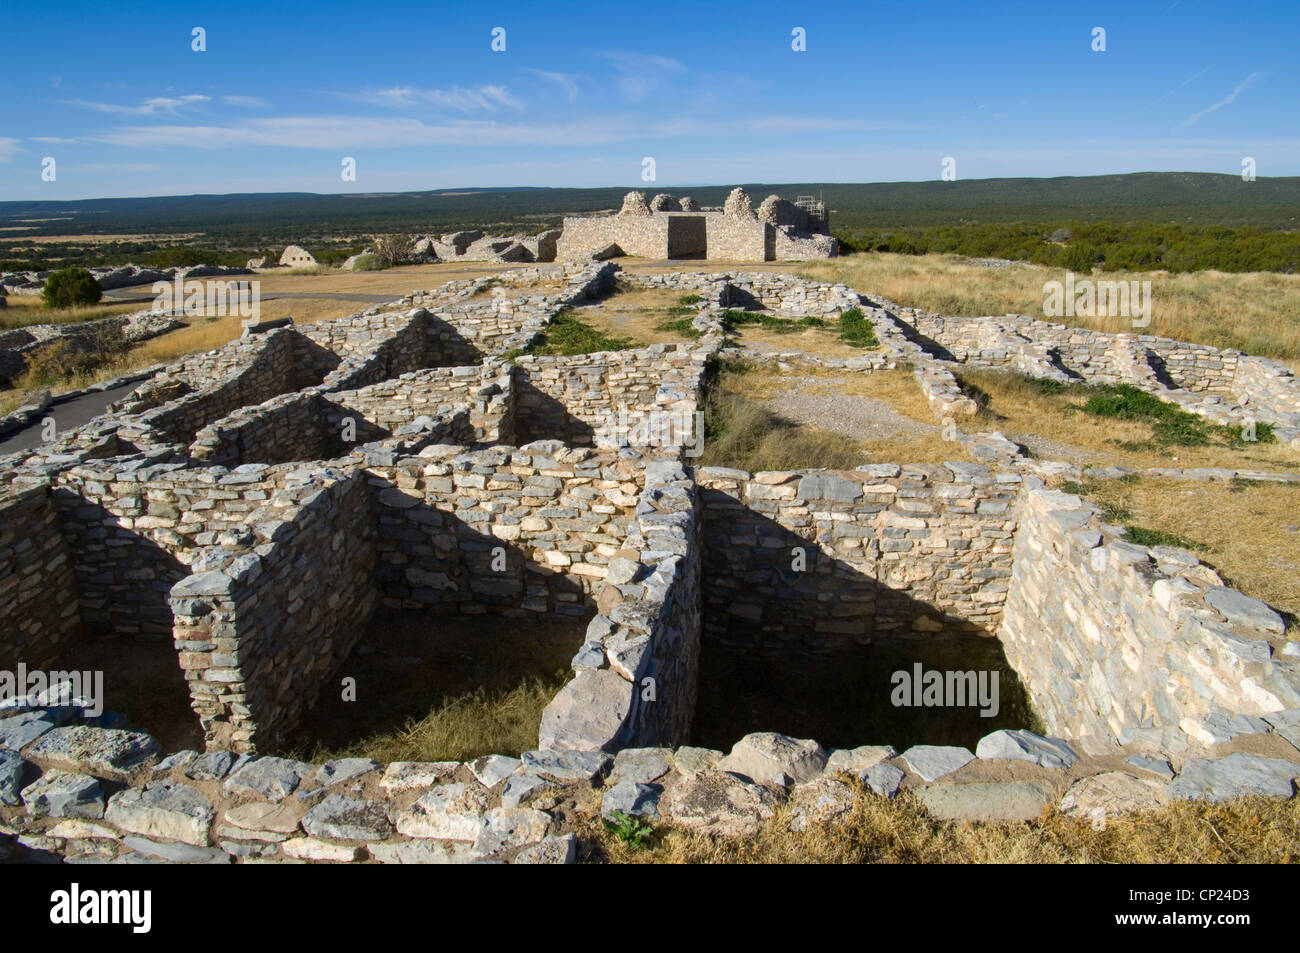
xmin=349 ymin=253 xmax=379 ymax=272
xmin=839 ymin=308 xmax=880 ymax=348
xmin=41 ymin=268 xmax=102 ymax=309
xmin=370 ymin=234 xmax=416 ymax=269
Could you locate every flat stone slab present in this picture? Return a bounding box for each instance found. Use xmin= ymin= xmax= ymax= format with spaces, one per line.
xmin=222 ymin=757 xmax=311 ymax=802
xmin=20 ymin=771 xmax=104 ymax=819
xmin=671 ymin=747 xmax=722 ymax=774
xmin=1204 ymin=586 xmax=1285 ymax=633
xmin=24 ymin=726 xmax=160 ymax=778
xmin=717 ymin=732 xmax=828 ymax=788
xmin=472 ymin=807 xmax=551 ymax=859
xmin=521 ymin=749 xmax=612 ymax=783
xmin=899 ymin=745 xmax=974 ymax=782
xmin=1169 ymin=754 xmax=1300 ymax=802
xmin=379 ymin=761 xmax=459 ymax=793
xmin=0 ymin=711 xmax=59 ymax=752
xmin=122 ymin=836 xmax=230 ymax=864
xmin=609 ymin=747 xmax=671 ymax=786
xmin=512 ymin=833 xmax=577 ymax=865
xmin=975 ymin=729 xmax=1079 ymax=769
xmin=105 ymin=782 xmax=215 ymax=846
xmin=301 ymin=794 xmax=393 ymax=841
xmin=314 ymin=758 xmax=381 ymax=788
xmin=186 ymin=750 xmax=235 ymax=781
xmin=369 ymin=839 xmax=473 ymax=864
xmin=501 ymin=772 xmax=557 ymax=809
xmin=601 ymin=780 xmax=662 ymax=819
xmin=1263 ymin=709 xmax=1300 ymax=751
xmin=916 ymin=781 xmax=1054 ymax=822
xmin=1059 ymin=772 xmax=1168 ymax=825
xmin=788 ymin=777 xmax=856 ymax=831
xmin=468 ymin=755 xmax=521 ymax=788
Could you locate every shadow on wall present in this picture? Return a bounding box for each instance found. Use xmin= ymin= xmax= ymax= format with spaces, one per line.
xmin=694 ymin=488 xmax=1038 ymax=751
xmin=510 ymin=376 xmax=598 ymax=446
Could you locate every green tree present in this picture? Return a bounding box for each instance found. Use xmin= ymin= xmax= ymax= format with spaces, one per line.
xmin=42 ymin=267 xmax=102 ymax=309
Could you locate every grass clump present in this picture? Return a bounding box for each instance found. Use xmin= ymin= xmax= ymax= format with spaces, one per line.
xmin=528 ymin=309 xmax=638 ymax=356
xmin=654 ymin=316 xmax=702 ymax=339
xmin=602 ymin=810 xmax=654 ymax=849
xmin=677 ymin=294 xmax=703 ymax=305
xmin=1123 ymin=525 xmax=1208 ymax=551
xmin=719 ymin=309 xmax=827 ymax=335
xmin=839 ymin=307 xmax=881 ymax=348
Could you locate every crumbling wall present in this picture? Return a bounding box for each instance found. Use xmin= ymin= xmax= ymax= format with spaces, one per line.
xmin=0 ymin=483 xmax=82 ymax=668
xmin=999 ymin=486 xmax=1299 ymax=751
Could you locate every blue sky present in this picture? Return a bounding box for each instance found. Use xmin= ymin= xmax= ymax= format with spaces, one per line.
xmin=1 ymin=0 xmax=1296 ymax=200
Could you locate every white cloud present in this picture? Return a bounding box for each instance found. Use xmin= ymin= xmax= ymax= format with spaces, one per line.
xmin=1178 ymin=72 xmax=1263 ymax=127
xmin=0 ymin=137 xmax=20 ymax=161
xmin=221 ymin=95 xmax=270 ymax=108
xmin=526 ymin=70 xmax=580 ymax=104
xmin=64 ymin=94 xmax=211 ymax=116
xmin=597 ymin=52 xmax=687 ymax=102
xmin=346 ymin=85 xmax=522 ymax=112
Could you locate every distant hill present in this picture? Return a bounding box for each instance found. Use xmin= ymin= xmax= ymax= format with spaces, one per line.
xmin=1 ymin=173 xmax=1296 ymax=241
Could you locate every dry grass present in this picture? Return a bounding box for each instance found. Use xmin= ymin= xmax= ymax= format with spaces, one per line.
xmin=1060 ymin=475 xmax=1300 ymax=629
xmin=703 ymin=361 xmax=972 ymax=468
xmin=576 ymin=285 xmax=698 ymax=346
xmin=800 ymin=253 xmax=1300 ymax=367
xmin=961 ymin=368 xmax=1300 ymax=472
xmin=584 ymin=782 xmax=1300 ymax=864
xmin=0 ymin=296 xmax=141 ymax=330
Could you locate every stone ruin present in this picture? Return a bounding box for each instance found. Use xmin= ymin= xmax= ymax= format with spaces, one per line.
xmin=556 ymin=187 xmax=838 ymax=263
xmin=0 ymin=261 xmax=1297 ymax=863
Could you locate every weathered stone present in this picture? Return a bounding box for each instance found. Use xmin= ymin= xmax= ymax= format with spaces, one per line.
xmin=602 ymin=780 xmax=662 ymax=819
xmin=521 ymin=749 xmax=612 ymax=783
xmin=0 ymin=711 xmax=58 ymax=752
xmin=302 ymin=794 xmax=393 ymax=841
xmin=282 ymin=837 xmax=363 ymax=862
xmin=671 ymin=747 xmax=722 ymax=773
xmin=1204 ymin=587 xmax=1285 ymax=633
xmin=25 ymin=726 xmax=160 ymax=778
xmin=860 ymin=763 xmax=906 ymax=798
xmin=511 ymin=833 xmax=577 ymax=864
xmin=1124 ymin=754 xmax=1175 ymax=780
xmin=916 ymin=781 xmax=1054 ymax=822
xmin=223 ymin=802 xmax=300 ymax=834
xmin=380 ymin=761 xmax=459 ymax=793
xmin=21 ymin=771 xmax=104 ymax=819
xmin=788 ymin=776 xmax=857 ymax=830
xmin=660 ymin=770 xmax=782 ymax=837
xmin=471 ymin=806 xmax=551 ymax=858
xmin=1059 ymin=772 xmax=1167 ymax=826
xmin=1169 ymin=754 xmax=1300 ymax=802
xmin=537 ymin=669 xmax=631 ymax=750
xmin=105 ymin=782 xmax=215 ymax=846
xmin=222 ymin=757 xmax=309 ymax=802
xmin=186 ymin=750 xmax=235 ymax=781
xmin=0 ymin=749 xmax=23 ymax=805
xmin=122 ymin=836 xmax=231 ymax=864
xmin=315 ymin=758 xmax=381 ymax=787
xmin=468 ymin=754 xmax=521 ymax=788
xmin=369 ymin=838 xmax=472 ymax=864
xmin=609 ymin=747 xmax=672 ymax=785
xmin=899 ymin=745 xmax=974 ymax=782
xmin=824 ymin=745 xmax=896 ymax=776
xmin=393 ymin=783 xmax=490 ymax=840
xmin=717 ymin=732 xmax=828 ymax=788
xmin=975 ymin=729 xmax=1079 ymax=769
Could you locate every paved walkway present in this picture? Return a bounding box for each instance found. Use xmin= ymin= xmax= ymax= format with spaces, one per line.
xmin=0 ymin=381 xmax=142 ymax=456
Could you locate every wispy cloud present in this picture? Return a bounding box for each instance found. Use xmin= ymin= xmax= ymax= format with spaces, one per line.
xmin=1178 ymin=71 xmax=1263 ymax=127
xmin=597 ymin=52 xmax=686 ymax=102
xmin=63 ymin=94 xmax=211 ymax=115
xmin=221 ymin=95 xmax=270 ymax=108
xmin=1149 ymin=65 xmax=1213 ymax=108
xmin=345 ymin=85 xmax=522 ymax=112
xmin=30 ymin=136 xmax=76 ymax=144
xmin=527 ymin=70 xmax=579 ymax=104
xmin=0 ymin=138 xmax=20 ymax=161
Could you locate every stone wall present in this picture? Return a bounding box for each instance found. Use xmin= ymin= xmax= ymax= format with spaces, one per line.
xmin=539 ymin=459 xmax=703 ymax=751
xmin=368 ymin=445 xmax=642 ymax=615
xmin=999 ymin=485 xmax=1300 ymax=752
xmin=0 ymin=484 xmax=81 ymax=669
xmin=169 ymin=469 xmax=378 ymax=752
xmin=695 ymin=463 xmax=1021 ymax=655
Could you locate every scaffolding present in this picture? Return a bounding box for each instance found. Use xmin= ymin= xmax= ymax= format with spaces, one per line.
xmin=794 ymin=194 xmax=827 ymax=232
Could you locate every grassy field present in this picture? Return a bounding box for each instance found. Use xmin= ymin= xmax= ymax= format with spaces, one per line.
xmin=584 ymin=783 xmax=1300 ymax=864
xmin=799 ymin=253 xmax=1300 ymax=365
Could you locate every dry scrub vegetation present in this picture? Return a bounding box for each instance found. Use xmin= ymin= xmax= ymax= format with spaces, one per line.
xmin=800 ymin=252 xmax=1300 ymax=367
xmin=583 ymin=783 xmax=1300 ymax=864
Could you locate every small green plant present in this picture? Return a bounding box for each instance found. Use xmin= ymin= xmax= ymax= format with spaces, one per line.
xmin=1060 ymin=480 xmax=1086 ymax=495
xmin=677 ymin=294 xmax=703 ymax=305
xmin=838 ymin=308 xmax=880 ymax=348
xmin=602 ymin=809 xmax=653 ymax=848
xmin=41 ymin=267 xmax=102 ymax=309
xmin=529 ymin=310 xmax=636 ymax=355
xmin=1123 ymin=526 xmax=1207 ymax=551
xmin=654 ymin=316 xmax=702 ymax=339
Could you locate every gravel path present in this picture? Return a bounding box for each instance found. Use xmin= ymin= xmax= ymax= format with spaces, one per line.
xmin=763 ymin=377 xmax=938 ymax=442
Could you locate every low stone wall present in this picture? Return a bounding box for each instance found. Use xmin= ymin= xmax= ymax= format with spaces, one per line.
xmin=368 ymin=445 xmax=642 ymax=615
xmin=169 ymin=469 xmax=378 ymax=752
xmin=696 ymin=463 xmax=1020 ymax=655
xmin=999 ymin=485 xmax=1300 ymax=752
xmin=330 ymin=365 xmax=516 ymax=445
xmin=0 ymin=484 xmax=81 ymax=669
